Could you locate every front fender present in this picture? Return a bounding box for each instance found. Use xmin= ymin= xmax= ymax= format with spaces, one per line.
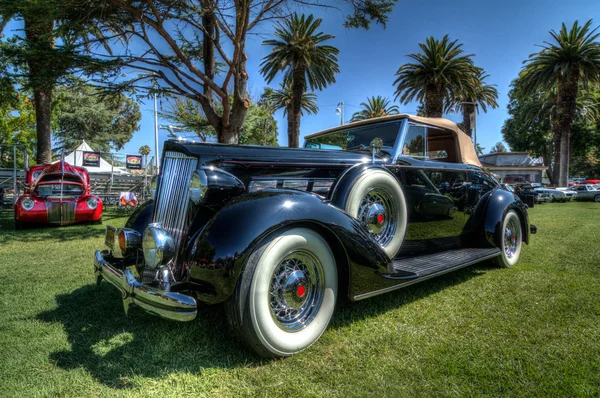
xmin=467 ymin=188 xmax=530 ymax=247
xmin=184 ymin=189 xmax=390 ymax=304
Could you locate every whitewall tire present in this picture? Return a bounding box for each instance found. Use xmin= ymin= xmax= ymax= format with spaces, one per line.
xmin=227 ymin=228 xmax=337 ymax=358
xmin=344 ymin=169 xmax=407 ymax=258
xmin=494 ymin=210 xmax=523 ymax=268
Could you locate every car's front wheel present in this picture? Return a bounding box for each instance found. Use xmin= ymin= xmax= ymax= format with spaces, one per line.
xmin=227 ymin=228 xmax=338 ymax=358
xmin=493 ymin=210 xmax=523 ymax=268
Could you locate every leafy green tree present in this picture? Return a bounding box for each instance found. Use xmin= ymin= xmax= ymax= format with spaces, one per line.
xmin=52 ymin=84 xmax=141 ymax=152
xmin=350 ymin=96 xmax=399 ymax=121
xmin=0 ymin=0 xmax=120 ymax=164
xmin=98 ymin=1 xmax=395 ymax=146
xmin=393 ymin=35 xmax=477 ymax=117
xmin=490 ymin=141 xmax=508 ymax=153
xmin=160 ymin=97 xmax=215 ymax=142
xmin=239 ymin=102 xmax=278 ymax=146
xmin=260 ymin=13 xmax=339 ymax=147
xmin=520 ymin=19 xmax=600 ymax=186
xmin=0 ymin=93 xmax=36 ymax=168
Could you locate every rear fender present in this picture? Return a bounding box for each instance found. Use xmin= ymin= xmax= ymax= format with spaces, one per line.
xmin=466 ymin=188 xmax=530 ymax=247
xmin=184 ymin=189 xmax=390 ymax=304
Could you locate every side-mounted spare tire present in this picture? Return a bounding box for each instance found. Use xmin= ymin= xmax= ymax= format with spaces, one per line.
xmin=341 ymin=168 xmax=407 ymax=259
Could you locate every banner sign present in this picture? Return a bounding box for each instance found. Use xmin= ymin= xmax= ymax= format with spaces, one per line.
xmin=82 ymin=151 xmax=101 ymax=167
xmin=126 ymin=155 xmax=143 ymax=169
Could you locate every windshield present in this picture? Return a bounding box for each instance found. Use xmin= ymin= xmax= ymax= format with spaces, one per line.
xmin=305 ymin=121 xmax=402 ymax=151
xmin=36 ymin=183 xmax=84 ymax=197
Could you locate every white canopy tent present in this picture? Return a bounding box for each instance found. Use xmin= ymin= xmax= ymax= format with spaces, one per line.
xmin=56 ymin=140 xmax=129 ymax=175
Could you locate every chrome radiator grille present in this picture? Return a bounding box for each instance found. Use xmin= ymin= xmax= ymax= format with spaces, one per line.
xmin=46 ymin=201 xmax=76 ymax=224
xmin=153 ymin=151 xmax=198 ymax=254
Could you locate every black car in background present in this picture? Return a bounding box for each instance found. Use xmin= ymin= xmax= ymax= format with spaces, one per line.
xmin=94 ymin=114 xmax=534 ymax=358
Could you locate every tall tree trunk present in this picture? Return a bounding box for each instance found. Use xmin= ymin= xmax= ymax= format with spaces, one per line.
xmin=286 ymin=107 xmax=295 ymax=148
xmin=24 ymin=15 xmax=55 ymax=165
xmin=425 ymin=85 xmax=444 ymax=117
xmin=461 ymin=103 xmax=475 ymax=137
xmin=289 ymin=67 xmax=307 ymax=148
xmin=556 ymin=73 xmax=579 ymax=187
xmin=551 ymin=123 xmax=561 ymax=185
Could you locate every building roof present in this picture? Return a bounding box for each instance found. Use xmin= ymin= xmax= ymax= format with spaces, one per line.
xmin=479 ymin=152 xmax=543 ymax=167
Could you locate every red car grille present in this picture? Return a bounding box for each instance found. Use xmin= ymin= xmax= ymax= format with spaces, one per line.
xmin=46 ymin=201 xmax=76 ymax=224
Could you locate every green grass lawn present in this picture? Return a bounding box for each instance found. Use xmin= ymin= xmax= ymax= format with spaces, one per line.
xmin=1 ymin=202 xmax=600 ymax=397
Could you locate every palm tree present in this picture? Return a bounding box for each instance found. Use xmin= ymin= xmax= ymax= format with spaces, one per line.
xmin=350 ymin=96 xmax=399 ymax=121
xmin=260 ymin=13 xmax=339 ymax=147
xmin=520 ymin=20 xmax=600 ymax=187
xmin=393 ymin=35 xmax=477 ymax=117
xmin=448 ymin=68 xmax=499 ymax=137
xmin=270 ymin=81 xmax=319 ymax=127
xmin=139 ymin=145 xmax=151 ymax=168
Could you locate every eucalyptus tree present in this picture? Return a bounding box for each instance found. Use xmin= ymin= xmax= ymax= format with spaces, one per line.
xmin=95 ymin=1 xmax=395 ymax=146
xmin=350 ymin=96 xmax=399 ymax=121
xmin=520 ymin=19 xmax=600 ymax=186
xmin=260 ymin=13 xmax=339 ymax=147
xmin=394 ymin=35 xmax=477 ymax=118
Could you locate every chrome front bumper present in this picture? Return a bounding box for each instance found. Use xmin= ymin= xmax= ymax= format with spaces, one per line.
xmin=94 ymin=250 xmax=197 ymax=322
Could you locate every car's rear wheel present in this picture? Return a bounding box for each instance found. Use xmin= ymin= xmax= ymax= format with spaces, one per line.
xmin=492 ymin=210 xmax=523 ymax=268
xmin=227 ymin=228 xmax=337 ymax=358
xmin=344 ymin=169 xmax=407 ymax=258
xmin=594 ymin=195 xmax=600 ymax=203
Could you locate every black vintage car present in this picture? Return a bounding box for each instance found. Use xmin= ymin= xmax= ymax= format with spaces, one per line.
xmin=95 ymin=114 xmax=535 ymax=358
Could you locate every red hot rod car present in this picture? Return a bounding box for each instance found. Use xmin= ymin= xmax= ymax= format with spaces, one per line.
xmin=14 ymin=161 xmax=103 ymax=228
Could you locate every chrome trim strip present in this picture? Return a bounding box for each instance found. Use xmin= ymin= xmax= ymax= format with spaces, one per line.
xmin=353 ymin=250 xmax=501 ymax=301
xmin=94 ymin=250 xmax=197 ymax=321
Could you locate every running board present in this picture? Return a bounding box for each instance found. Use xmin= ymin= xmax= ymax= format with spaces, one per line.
xmin=389 ymin=248 xmax=501 ymax=279
xmin=353 ymin=247 xmax=501 ymax=301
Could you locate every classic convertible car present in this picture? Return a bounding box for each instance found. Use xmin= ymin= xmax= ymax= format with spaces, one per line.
xmin=14 ymin=161 xmax=103 ymax=228
xmin=94 ymin=115 xmax=535 ymax=358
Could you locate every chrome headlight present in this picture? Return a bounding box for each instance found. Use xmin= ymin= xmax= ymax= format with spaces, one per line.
xmin=142 ymin=223 xmax=175 ymax=268
xmin=86 ymin=197 xmax=98 ymax=210
xmin=21 ymin=197 xmax=35 ymax=211
xmin=189 ymin=170 xmax=208 ymax=205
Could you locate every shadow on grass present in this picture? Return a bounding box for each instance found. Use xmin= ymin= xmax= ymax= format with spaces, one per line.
xmin=37 ymin=263 xmax=488 ymax=389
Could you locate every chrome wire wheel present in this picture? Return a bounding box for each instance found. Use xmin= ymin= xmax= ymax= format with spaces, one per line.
xmin=357 ymin=188 xmax=398 ymax=248
xmin=269 ymin=250 xmax=325 ymax=333
xmin=504 ymin=218 xmax=521 ymax=259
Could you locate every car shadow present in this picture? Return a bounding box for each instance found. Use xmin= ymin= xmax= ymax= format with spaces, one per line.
xmin=37 ymin=263 xmax=489 ymax=389
xmin=37 ymin=284 xmax=262 ymax=389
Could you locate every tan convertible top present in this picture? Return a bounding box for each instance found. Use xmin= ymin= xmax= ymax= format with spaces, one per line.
xmin=305 ymin=114 xmax=482 ymax=167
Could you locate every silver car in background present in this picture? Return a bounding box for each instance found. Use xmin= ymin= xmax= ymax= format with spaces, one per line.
xmin=572 ymin=185 xmax=600 ymax=202
xmin=535 ymin=188 xmax=568 ymax=202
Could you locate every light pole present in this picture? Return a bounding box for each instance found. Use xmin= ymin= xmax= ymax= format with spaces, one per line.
xmin=335 ymin=101 xmax=344 ymax=125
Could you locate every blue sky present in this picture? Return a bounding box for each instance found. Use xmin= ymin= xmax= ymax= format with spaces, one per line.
xmin=6 ymin=0 xmax=600 ymax=160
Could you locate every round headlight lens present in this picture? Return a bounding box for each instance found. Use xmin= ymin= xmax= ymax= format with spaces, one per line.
xmin=86 ymin=197 xmax=98 ymax=210
xmin=142 ymin=224 xmax=176 ymax=268
xmin=21 ymin=197 xmax=35 ymax=211
xmin=189 ymin=170 xmax=208 ymax=205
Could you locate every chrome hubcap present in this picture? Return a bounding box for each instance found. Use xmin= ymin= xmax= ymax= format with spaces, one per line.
xmin=358 ymin=188 xmax=397 ymax=247
xmin=504 ymin=219 xmax=521 ymax=259
xmin=269 ymin=251 xmax=324 ymax=332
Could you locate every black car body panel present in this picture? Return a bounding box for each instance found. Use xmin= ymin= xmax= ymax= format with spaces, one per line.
xmin=96 ymin=115 xmax=532 ymax=328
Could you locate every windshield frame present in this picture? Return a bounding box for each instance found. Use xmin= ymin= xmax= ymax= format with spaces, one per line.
xmin=303 ymin=118 xmax=407 ymax=159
